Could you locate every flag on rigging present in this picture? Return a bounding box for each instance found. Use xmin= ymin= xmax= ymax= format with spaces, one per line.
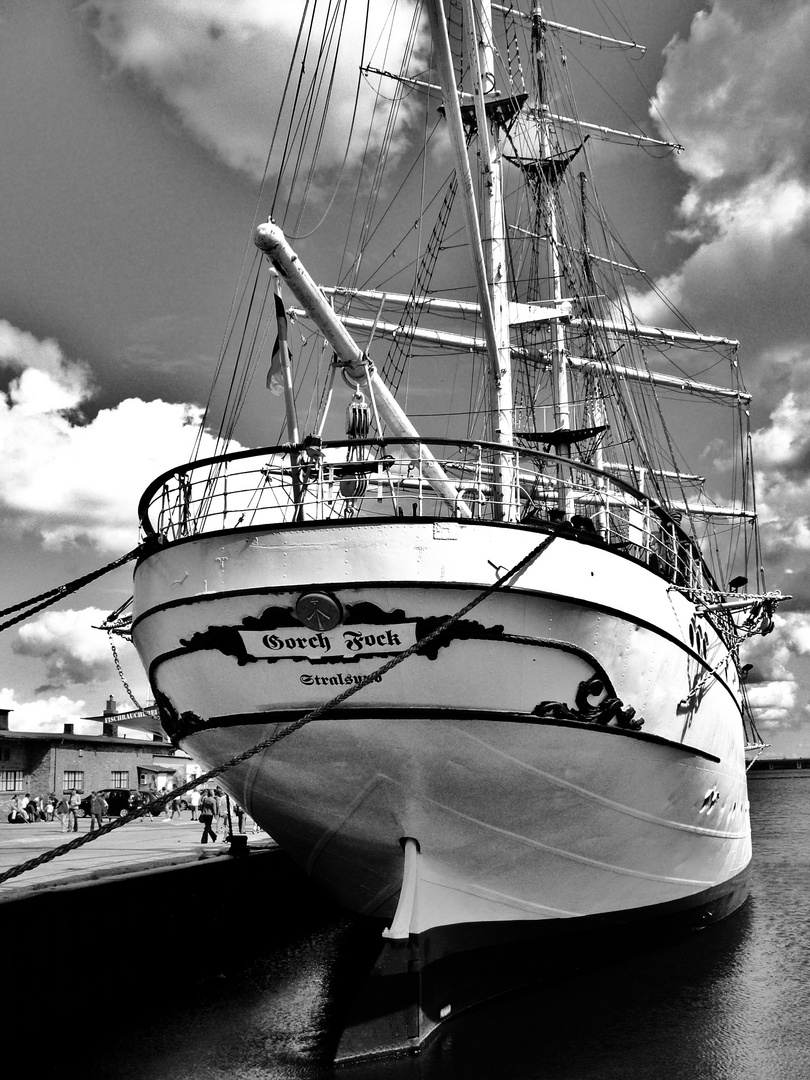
xmin=267 ymin=293 xmax=289 ymax=396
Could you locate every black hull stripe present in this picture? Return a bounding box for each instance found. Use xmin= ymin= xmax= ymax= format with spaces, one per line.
xmin=133 ymin=578 xmax=739 ymax=710
xmin=176 ymin=706 xmax=722 ymax=763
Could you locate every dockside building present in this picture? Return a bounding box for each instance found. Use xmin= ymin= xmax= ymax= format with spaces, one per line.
xmin=0 ymin=698 xmax=192 ymax=803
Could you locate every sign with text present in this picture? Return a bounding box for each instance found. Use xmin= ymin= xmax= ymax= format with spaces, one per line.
xmin=238 ymin=622 xmax=417 ymax=660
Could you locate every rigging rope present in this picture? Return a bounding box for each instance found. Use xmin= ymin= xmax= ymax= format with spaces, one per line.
xmin=0 ymin=531 xmax=557 ymax=887
xmin=381 ymin=173 xmax=459 ymax=399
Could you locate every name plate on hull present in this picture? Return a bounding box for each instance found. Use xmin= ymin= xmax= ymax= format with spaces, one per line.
xmin=238 ymin=623 xmax=417 ymax=660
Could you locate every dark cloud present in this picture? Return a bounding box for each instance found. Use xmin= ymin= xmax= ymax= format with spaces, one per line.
xmin=79 ymin=0 xmax=427 ymax=186
xmin=12 ymin=607 xmax=114 ymax=689
xmin=638 ymin=0 xmax=810 ymax=433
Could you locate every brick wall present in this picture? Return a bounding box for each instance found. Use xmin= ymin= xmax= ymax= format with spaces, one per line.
xmin=1 ymin=734 xmax=188 ymax=813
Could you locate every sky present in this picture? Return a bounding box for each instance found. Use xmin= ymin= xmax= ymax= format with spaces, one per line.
xmin=0 ymin=0 xmax=809 ymax=755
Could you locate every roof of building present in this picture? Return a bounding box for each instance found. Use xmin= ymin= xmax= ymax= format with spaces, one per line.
xmin=0 ymin=728 xmax=166 ymax=748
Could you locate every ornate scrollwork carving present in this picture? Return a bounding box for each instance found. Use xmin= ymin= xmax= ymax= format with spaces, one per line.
xmin=533 ymin=675 xmax=644 ymax=730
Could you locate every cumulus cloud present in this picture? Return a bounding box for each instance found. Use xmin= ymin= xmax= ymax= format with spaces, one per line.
xmin=632 ymin=0 xmax=810 ymax=373
xmin=622 ymin=0 xmax=810 ymax=685
xmin=11 ymin=606 xmax=141 ymax=694
xmin=0 ymin=320 xmax=231 ymax=551
xmin=749 ymin=389 xmax=810 ymax=605
xmin=0 ymin=685 xmax=154 ymax=736
xmin=654 ymin=2 xmax=810 ymax=188
xmin=747 ymin=681 xmax=796 ymax=730
xmin=741 ymin=612 xmax=810 ymax=727
xmin=79 ymin=0 xmax=426 ymax=201
xmin=754 ymin=390 xmax=810 ymax=478
xmin=0 ymin=687 xmax=94 ymax=735
xmin=0 ymin=319 xmax=93 ymax=411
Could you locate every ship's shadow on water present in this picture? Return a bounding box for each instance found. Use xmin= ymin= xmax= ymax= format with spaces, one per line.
xmin=340 ymin=906 xmax=760 ymax=1080
xmin=77 ymin=904 xmax=381 ymax=1080
xmin=80 ymin=894 xmax=769 ymax=1080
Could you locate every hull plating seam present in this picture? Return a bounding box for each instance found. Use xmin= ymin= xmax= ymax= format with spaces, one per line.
xmin=136 ymin=515 xmax=619 ymax=571
xmin=418 ymin=860 xmax=753 ymax=955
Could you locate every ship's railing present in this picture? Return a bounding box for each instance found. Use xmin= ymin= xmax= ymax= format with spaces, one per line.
xmin=138 ymin=438 xmax=714 ymax=591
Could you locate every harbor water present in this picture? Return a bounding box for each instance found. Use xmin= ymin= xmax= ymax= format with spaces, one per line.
xmin=51 ymin=776 xmax=810 ymax=1079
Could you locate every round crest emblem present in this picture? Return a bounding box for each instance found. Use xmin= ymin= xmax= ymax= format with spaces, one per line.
xmin=294 ymin=591 xmax=343 ymax=631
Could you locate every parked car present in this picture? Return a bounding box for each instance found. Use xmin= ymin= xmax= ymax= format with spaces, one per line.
xmin=78 ymin=788 xmax=144 ymax=818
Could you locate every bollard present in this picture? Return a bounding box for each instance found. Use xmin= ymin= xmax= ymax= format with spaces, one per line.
xmin=227 ymin=833 xmax=249 ymax=857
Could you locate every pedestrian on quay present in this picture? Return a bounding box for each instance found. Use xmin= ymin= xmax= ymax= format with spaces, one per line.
xmin=67 ymin=789 xmax=81 ymax=833
xmin=189 ymin=787 xmax=200 ymax=821
xmin=7 ymin=793 xmax=27 ymax=823
xmin=45 ymin=795 xmax=57 ymax=821
xmin=89 ymin=791 xmax=108 ymax=832
xmin=215 ymin=788 xmax=228 ymax=835
xmin=234 ymin=804 xmax=245 ymax=833
xmin=56 ymin=794 xmax=71 ymax=833
xmin=198 ymin=789 xmax=217 ymax=844
xmin=170 ymin=790 xmax=182 ymax=820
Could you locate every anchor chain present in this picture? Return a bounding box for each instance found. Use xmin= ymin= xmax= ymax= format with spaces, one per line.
xmin=107 ymin=631 xmax=145 ymax=712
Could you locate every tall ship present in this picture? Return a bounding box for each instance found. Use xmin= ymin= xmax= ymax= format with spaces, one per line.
xmin=127 ymin=0 xmax=783 ymax=1061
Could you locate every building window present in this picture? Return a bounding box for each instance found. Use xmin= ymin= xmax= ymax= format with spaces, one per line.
xmin=111 ymin=771 xmax=129 ymax=789
xmin=63 ymin=771 xmax=84 ymax=793
xmin=0 ymin=770 xmax=23 ymax=791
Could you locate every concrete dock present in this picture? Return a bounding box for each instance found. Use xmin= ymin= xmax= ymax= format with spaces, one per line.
xmin=0 ymin=811 xmax=275 ymax=900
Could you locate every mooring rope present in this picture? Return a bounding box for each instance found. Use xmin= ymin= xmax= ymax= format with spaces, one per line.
xmin=0 ymin=532 xmax=556 ymax=887
xmin=0 ymin=547 xmax=142 ymax=635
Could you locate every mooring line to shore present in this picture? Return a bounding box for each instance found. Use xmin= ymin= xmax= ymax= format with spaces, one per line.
xmin=0 ymin=547 xmax=142 ymax=635
xmin=0 ymin=532 xmax=556 ymax=887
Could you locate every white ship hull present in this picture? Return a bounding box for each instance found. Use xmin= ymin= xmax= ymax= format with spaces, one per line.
xmin=132 ymin=517 xmax=751 ymax=1055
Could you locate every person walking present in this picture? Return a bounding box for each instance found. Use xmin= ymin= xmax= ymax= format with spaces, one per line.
xmin=189 ymin=787 xmax=200 ymax=821
xmin=67 ymin=789 xmax=81 ymax=833
xmin=56 ymin=794 xmax=71 ymax=833
xmin=198 ymin=789 xmax=217 ymax=844
xmin=89 ymin=791 xmax=108 ymax=832
xmin=215 ymin=788 xmax=228 ymax=836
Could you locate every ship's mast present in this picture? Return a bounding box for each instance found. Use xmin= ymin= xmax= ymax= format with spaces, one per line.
xmin=461 ymin=0 xmax=513 ymax=451
xmin=533 ymin=6 xmax=573 ymax=513
xmin=426 ymin=0 xmax=517 ymax=520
